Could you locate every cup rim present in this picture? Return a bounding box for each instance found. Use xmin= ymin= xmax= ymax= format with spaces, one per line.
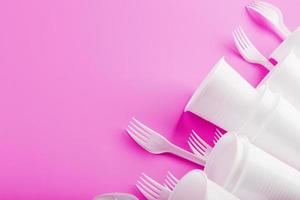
xmin=170 ymin=170 xmax=207 ymax=200
xmin=204 ymin=133 xmax=248 ymax=192
xmin=184 ymin=57 xmax=227 ymax=112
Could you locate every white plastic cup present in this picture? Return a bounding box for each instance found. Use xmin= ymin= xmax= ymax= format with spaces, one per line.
xmin=259 ymin=49 xmax=300 ymax=111
xmin=185 ymin=57 xmax=261 ymax=131
xmin=239 ymin=84 xmax=300 ymax=172
xmin=170 ymin=170 xmax=239 ymax=200
xmin=205 ymin=133 xmax=300 ymax=200
xmin=270 ymin=26 xmax=300 ymax=63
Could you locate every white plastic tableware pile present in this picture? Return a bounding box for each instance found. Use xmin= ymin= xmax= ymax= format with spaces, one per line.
xmin=204 ymin=133 xmax=300 ymax=200
xmin=95 ymin=1 xmax=300 ymax=200
xmin=185 ymin=56 xmax=300 ymax=171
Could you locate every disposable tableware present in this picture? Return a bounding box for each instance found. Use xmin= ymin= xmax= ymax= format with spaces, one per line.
xmin=246 ymin=1 xmax=291 ymax=40
xmin=126 ymin=118 xmax=205 ymax=165
xmin=233 ymin=27 xmax=300 ymax=112
xmin=185 ymin=57 xmax=300 ymax=171
xmin=190 ymin=131 xmax=300 ymax=200
xmin=137 ymin=173 xmax=171 ymax=200
xmin=233 ymin=26 xmax=273 ymax=70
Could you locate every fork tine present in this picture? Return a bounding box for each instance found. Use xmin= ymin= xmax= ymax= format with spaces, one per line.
xmin=190 ymin=136 xmax=206 ymax=153
xmin=213 ymin=129 xmax=223 ymax=144
xmin=216 ymin=129 xmax=223 ymax=138
xmin=167 ymin=171 xmax=179 ymax=184
xmin=127 ymin=125 xmax=148 ymax=142
xmin=250 ymin=2 xmax=269 ymax=13
xmin=165 ymin=171 xmax=178 ymax=191
xmin=238 ymin=27 xmax=253 ymax=48
xmin=164 ymin=178 xmax=175 ymax=191
xmin=213 ymin=140 xmax=216 ymax=145
xmin=236 ymin=27 xmax=251 ymax=48
xmin=140 ymin=178 xmax=160 ymax=194
xmin=126 ymin=126 xmax=148 ymax=148
xmin=188 ymin=140 xmax=202 ymax=155
xmin=215 ymin=133 xmax=221 ymax=140
xmin=165 ymin=179 xmax=175 ymax=191
xmin=136 ymin=182 xmax=158 ymax=200
xmin=131 ymin=118 xmax=153 ymax=137
xmin=233 ymin=32 xmax=247 ymax=60
xmin=233 ymin=29 xmax=246 ymax=50
xmin=213 ymin=138 xmax=218 ymax=145
xmin=188 ymin=140 xmax=204 ymax=156
xmin=192 ymin=130 xmax=211 ymax=149
xmin=213 ymin=134 xmax=219 ymax=145
xmin=188 ymin=136 xmax=205 ymax=156
xmin=188 ymin=130 xmax=212 ymax=156
xmin=190 ymin=134 xmax=206 ymax=152
xmin=214 ymin=132 xmax=221 ymax=140
xmin=142 ymin=173 xmax=165 ymax=191
xmin=132 ymin=118 xmax=157 ymax=136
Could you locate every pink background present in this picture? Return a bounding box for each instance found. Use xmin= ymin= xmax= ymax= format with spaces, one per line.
xmin=0 ymin=0 xmax=298 ymax=199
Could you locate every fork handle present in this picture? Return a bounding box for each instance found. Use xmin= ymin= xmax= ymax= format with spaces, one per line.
xmin=168 ymin=144 xmax=206 ymax=166
xmin=260 ymin=59 xmax=274 ymax=71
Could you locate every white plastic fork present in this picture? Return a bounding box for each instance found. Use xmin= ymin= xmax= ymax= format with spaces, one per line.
xmin=137 ymin=173 xmax=171 ymax=200
xmin=233 ymin=26 xmax=273 ymax=70
xmin=164 ymin=171 xmax=179 ymax=191
xmin=188 ymin=130 xmax=212 ymax=158
xmin=126 ymin=118 xmax=205 ymax=166
xmin=247 ymin=1 xmax=291 ymax=40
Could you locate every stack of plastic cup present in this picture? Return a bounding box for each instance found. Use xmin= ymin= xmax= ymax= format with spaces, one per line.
xmin=259 ymin=49 xmax=300 ymax=111
xmin=170 ymin=170 xmax=239 ymax=200
xmin=205 ymin=133 xmax=300 ymax=200
xmin=185 ymin=57 xmax=300 ymax=172
xmin=238 ymin=84 xmax=300 ymax=171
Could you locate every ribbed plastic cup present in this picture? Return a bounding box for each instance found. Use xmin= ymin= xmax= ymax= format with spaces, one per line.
xmin=270 ymin=27 xmax=300 ymax=63
xmin=205 ymin=133 xmax=300 ymax=200
xmin=185 ymin=57 xmax=261 ymax=131
xmin=170 ymin=170 xmax=239 ymax=200
xmin=259 ymin=49 xmax=300 ymax=111
xmin=238 ymin=84 xmax=300 ymax=172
